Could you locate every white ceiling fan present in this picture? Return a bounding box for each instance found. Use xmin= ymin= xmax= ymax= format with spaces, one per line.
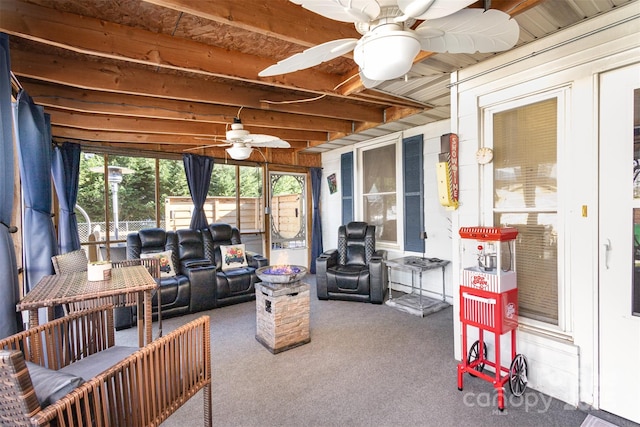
xmin=189 ymin=115 xmax=291 ymax=160
xmin=259 ymin=0 xmax=519 ymax=88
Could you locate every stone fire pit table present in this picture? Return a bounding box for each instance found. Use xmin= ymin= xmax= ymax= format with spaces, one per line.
xmin=255 ymin=265 xmax=310 ymax=353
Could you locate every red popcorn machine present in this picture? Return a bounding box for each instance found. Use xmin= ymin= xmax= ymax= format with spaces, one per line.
xmin=457 ymin=226 xmax=528 ymax=411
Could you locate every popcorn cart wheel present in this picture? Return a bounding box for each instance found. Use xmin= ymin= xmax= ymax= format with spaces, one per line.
xmin=508 ymin=353 xmax=529 ymax=396
xmin=467 ymin=339 xmax=487 ymax=374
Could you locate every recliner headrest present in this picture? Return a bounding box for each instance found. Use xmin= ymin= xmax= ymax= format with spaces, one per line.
xmin=209 ymin=223 xmax=233 ymax=241
xmin=176 ymin=229 xmax=202 ymax=244
xmin=139 ymin=228 xmax=167 ymax=248
xmin=345 ymin=221 xmax=368 ymax=239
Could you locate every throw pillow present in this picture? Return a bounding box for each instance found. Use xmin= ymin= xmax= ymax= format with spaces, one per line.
xmin=220 ymin=244 xmax=248 ymax=271
xmin=141 ymin=250 xmax=176 ymax=277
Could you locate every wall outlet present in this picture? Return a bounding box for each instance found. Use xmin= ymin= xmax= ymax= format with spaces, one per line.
xmin=421 ymin=231 xmax=428 ymax=239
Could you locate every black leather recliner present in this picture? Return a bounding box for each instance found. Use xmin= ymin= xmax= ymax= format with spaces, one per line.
xmin=119 ymin=225 xmax=268 ymax=329
xmin=204 ymin=223 xmax=269 ymax=307
xmin=316 ymin=221 xmax=387 ymax=304
xmin=125 ymin=228 xmax=216 ymax=320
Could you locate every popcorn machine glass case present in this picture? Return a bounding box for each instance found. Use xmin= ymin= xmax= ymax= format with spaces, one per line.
xmin=457 ymin=226 xmax=528 ymax=411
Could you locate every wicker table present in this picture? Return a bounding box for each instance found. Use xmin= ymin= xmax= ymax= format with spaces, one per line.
xmin=17 ymin=265 xmax=157 ymax=348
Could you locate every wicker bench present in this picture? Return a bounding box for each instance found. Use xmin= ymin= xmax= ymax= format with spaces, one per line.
xmin=0 ymin=306 xmax=211 ymax=426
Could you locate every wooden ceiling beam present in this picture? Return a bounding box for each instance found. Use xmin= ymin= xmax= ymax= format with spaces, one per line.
xmin=469 ymin=0 xmax=546 ymax=15
xmin=51 ymin=126 xmax=308 ymax=149
xmin=10 ymin=47 xmax=387 ymax=123
xmin=140 ymin=0 xmax=360 ymax=47
xmin=1 ymin=0 xmax=426 ymax=111
xmin=52 ymin=127 xmax=314 ymax=164
xmin=0 ymin=0 xmax=335 ymax=93
xmin=21 ymin=79 xmax=354 ymax=134
xmin=47 ymin=109 xmax=327 ymax=142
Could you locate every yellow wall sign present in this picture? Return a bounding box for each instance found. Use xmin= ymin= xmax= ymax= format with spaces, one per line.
xmin=438 ymin=133 xmax=459 ymax=210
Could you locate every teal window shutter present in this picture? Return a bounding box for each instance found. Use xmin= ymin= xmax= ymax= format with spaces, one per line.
xmin=403 ymin=135 xmax=424 ymax=252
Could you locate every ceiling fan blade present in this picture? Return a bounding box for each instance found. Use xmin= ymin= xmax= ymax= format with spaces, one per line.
xmin=259 ymin=38 xmax=358 ymax=77
xmin=290 ymin=0 xmax=380 ymax=23
xmin=246 ymin=135 xmax=291 ymax=148
xmin=398 ymin=0 xmax=475 ymax=20
xmin=194 ymin=136 xmax=229 ymax=144
xmin=184 ymin=142 xmax=230 ymax=151
xmin=415 ymin=9 xmax=519 ymax=54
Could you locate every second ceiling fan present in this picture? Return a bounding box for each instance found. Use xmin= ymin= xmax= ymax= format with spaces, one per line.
xmin=193 ymin=116 xmax=291 ymax=160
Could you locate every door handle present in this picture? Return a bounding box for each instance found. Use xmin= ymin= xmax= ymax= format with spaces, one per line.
xmin=603 ymin=238 xmax=611 ymax=269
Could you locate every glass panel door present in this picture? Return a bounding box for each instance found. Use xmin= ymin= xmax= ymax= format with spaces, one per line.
xmin=599 ymin=63 xmax=640 ymax=423
xmin=269 ymin=172 xmax=307 ymax=267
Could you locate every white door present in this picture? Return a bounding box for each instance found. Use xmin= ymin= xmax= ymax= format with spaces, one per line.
xmin=599 ymin=63 xmax=640 ymax=423
xmin=269 ymin=171 xmax=308 ymax=267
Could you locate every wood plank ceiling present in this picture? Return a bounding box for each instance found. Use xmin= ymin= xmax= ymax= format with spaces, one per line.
xmin=1 ymin=0 xmax=633 ymax=166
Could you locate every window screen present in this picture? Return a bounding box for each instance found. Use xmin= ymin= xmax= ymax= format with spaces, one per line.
xmin=493 ymin=98 xmax=559 ymax=324
xmin=363 ymin=144 xmax=397 ymax=244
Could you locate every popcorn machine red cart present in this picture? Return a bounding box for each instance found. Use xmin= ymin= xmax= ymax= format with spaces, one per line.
xmin=457 ymin=226 xmax=528 ymax=411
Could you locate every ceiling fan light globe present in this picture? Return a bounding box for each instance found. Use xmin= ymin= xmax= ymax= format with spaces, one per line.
xmin=354 ymin=29 xmax=420 ymax=81
xmin=226 ymin=146 xmax=253 ymax=160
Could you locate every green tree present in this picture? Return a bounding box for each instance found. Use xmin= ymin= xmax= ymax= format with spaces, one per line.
xmin=240 ymin=166 xmax=263 ymax=197
xmin=209 ymin=163 xmax=236 ymax=196
xmin=159 ymin=159 xmax=189 ymax=199
xmin=77 ymin=153 xmax=106 ymax=224
xmin=112 ymin=156 xmax=155 ymax=221
xmin=272 ymin=174 xmax=302 ymax=196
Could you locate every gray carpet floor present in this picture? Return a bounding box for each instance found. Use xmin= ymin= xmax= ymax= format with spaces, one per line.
xmin=116 ymin=275 xmax=594 ymax=427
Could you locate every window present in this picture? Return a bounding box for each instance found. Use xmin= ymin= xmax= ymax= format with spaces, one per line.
xmin=208 ymin=163 xmax=238 ymax=227
xmin=77 ymin=153 xmax=191 ymax=260
xmin=490 ymin=97 xmax=559 ymax=325
xmin=360 ymin=140 xmax=399 ymax=245
xmin=160 ymin=158 xmax=191 ymax=230
xmin=352 ymin=135 xmax=421 ymax=248
xmin=75 ymin=152 xmax=265 ymax=259
xmin=239 ymin=165 xmax=264 ymax=233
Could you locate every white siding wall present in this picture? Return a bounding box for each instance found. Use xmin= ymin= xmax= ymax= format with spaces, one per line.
xmin=319 ymin=0 xmax=639 ymax=410
xmin=451 ymin=2 xmax=639 ymax=407
xmin=320 ymin=120 xmax=455 ymax=300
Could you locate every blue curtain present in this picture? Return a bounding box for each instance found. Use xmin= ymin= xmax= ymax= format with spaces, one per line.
xmin=0 ymin=33 xmax=21 ymax=338
xmin=183 ymin=153 xmax=214 ymax=230
xmin=310 ymin=167 xmax=323 ymax=274
xmin=52 ymin=143 xmax=82 ymax=253
xmin=14 ymin=90 xmax=57 ymax=293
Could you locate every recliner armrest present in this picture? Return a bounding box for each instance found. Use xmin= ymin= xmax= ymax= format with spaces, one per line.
xmin=319 ymin=249 xmax=338 ymax=264
xmin=184 ymin=264 xmax=217 ymax=312
xmin=181 ymin=258 xmax=213 ymax=270
xmin=247 ymin=252 xmax=268 ymax=268
xmin=369 ymin=250 xmax=387 ymax=304
xmin=372 ymin=249 xmax=387 ymax=261
xmin=316 ymin=249 xmax=338 ymax=300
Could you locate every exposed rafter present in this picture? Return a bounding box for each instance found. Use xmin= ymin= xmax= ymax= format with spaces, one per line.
xmin=0 ymin=0 xmax=616 ymax=166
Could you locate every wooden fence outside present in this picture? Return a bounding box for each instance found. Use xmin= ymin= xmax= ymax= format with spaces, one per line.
xmin=165 ymin=196 xmax=264 ymax=231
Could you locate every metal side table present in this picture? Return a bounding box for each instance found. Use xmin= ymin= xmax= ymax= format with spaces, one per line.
xmin=385 ymin=256 xmax=450 ymax=317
